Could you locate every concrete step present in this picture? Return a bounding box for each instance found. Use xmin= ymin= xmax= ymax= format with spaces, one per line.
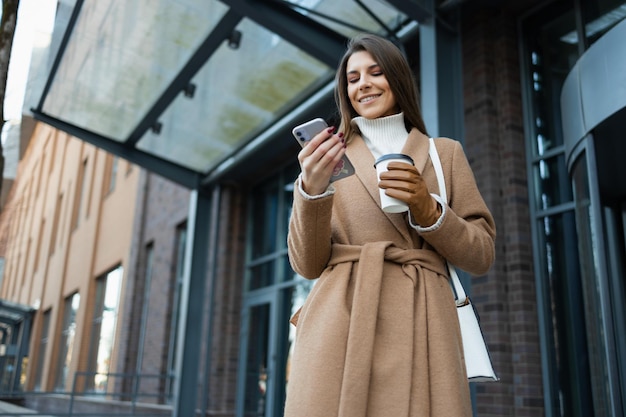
xmin=0 ymin=399 xmax=50 ymax=415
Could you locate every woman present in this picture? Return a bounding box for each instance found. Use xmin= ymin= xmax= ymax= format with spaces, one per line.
xmin=285 ymin=34 xmax=496 ymax=417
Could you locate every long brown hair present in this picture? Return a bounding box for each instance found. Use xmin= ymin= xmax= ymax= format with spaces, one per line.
xmin=334 ymin=34 xmax=428 ymax=141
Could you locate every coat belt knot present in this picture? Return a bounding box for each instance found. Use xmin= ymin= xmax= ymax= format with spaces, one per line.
xmin=328 ymin=241 xmax=448 ymax=284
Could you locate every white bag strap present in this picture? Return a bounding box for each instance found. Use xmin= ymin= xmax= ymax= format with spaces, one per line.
xmin=428 ymin=138 xmax=447 ymax=202
xmin=428 ymin=139 xmax=468 ymax=305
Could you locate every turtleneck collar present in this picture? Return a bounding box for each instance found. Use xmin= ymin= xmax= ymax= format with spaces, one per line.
xmin=352 ymin=112 xmax=409 ymax=158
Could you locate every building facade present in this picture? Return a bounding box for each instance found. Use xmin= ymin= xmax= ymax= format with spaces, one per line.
xmin=0 ymin=1 xmax=624 ymax=417
xmin=0 ymin=123 xmax=140 ymax=402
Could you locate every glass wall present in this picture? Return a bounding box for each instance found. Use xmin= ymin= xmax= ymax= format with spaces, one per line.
xmin=237 ymin=162 xmax=314 ymax=417
xmin=521 ymin=1 xmax=587 ymax=415
xmin=522 ymin=1 xmax=626 ymax=415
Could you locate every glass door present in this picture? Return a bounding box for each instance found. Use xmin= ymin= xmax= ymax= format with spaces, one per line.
xmin=571 ymin=137 xmax=624 ymax=416
xmin=603 ymin=200 xmax=626 ymax=415
xmin=237 ymin=163 xmax=314 ymax=416
xmin=237 ymin=293 xmax=277 ymax=417
xmin=236 ymin=279 xmax=314 ymax=417
xmin=594 ymin=107 xmax=626 ymax=416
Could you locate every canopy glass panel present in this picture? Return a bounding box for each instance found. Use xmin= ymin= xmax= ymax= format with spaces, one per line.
xmin=137 ymin=17 xmax=332 ymax=171
xmin=43 ymin=0 xmax=229 ymax=141
xmin=40 ymin=0 xmax=409 ymax=174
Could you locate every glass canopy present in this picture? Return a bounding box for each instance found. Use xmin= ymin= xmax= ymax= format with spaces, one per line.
xmin=136 ymin=17 xmax=332 ymax=171
xmin=38 ymin=0 xmax=411 ymax=182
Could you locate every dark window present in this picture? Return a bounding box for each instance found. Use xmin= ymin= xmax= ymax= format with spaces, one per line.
xmin=34 ymin=309 xmax=51 ymax=391
xmin=55 ymin=293 xmax=80 ymax=391
xmin=86 ymin=267 xmax=123 ymax=393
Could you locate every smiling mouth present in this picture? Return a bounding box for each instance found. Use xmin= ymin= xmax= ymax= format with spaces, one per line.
xmin=359 ymin=95 xmax=380 ymax=103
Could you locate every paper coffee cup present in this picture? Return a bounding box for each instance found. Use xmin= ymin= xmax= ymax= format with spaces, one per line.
xmin=374 ymin=153 xmax=415 ymax=213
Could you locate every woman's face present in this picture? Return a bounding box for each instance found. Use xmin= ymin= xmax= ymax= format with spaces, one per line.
xmin=346 ymin=50 xmax=398 ymax=119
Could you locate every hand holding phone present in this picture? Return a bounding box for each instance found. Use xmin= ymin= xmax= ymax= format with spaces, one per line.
xmin=292 ymin=118 xmax=330 ymax=146
xmin=291 ymin=118 xmax=355 ymax=182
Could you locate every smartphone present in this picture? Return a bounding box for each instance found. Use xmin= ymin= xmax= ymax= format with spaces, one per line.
xmin=292 ymin=118 xmax=329 ymax=146
xmin=292 ymin=118 xmax=355 ymax=182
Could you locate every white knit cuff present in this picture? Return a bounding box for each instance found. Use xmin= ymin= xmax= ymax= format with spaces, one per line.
xmin=297 ymin=174 xmax=335 ymax=200
xmin=408 ymin=194 xmax=446 ymax=232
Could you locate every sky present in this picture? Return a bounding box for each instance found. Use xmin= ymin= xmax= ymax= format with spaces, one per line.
xmin=4 ymin=0 xmax=56 ymax=121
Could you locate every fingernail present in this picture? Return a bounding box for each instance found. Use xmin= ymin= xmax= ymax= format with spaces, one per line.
xmin=338 ymin=132 xmax=344 ymax=138
xmin=327 ymin=127 xmax=334 ymax=133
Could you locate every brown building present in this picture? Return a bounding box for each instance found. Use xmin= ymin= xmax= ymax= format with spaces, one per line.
xmin=0 ymin=1 xmax=624 ymax=416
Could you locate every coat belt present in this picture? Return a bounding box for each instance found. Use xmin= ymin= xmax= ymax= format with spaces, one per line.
xmin=290 ymin=242 xmax=448 ymax=326
xmin=311 ymin=242 xmax=446 ymax=416
xmin=327 ymin=241 xmax=448 ymax=279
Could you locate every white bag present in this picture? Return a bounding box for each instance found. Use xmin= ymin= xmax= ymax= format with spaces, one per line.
xmin=448 ymin=263 xmax=499 ymax=382
xmin=429 ymin=139 xmax=498 ymax=382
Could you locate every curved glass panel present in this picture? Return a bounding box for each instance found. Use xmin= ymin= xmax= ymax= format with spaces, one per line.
xmin=536 ymin=210 xmax=591 ymax=416
xmin=571 ymin=152 xmax=612 ymax=416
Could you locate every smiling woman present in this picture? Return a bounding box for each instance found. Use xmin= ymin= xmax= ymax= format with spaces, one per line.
xmin=346 ymin=51 xmax=398 ymax=119
xmin=284 ymin=33 xmax=496 ymax=417
xmin=334 ymin=35 xmax=428 ymax=146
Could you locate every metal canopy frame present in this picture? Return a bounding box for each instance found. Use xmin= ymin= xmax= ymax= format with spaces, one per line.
xmin=386 ymin=0 xmax=434 ymax=22
xmin=31 ymin=0 xmax=432 ymax=191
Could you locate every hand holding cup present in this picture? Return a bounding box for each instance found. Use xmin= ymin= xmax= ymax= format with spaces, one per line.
xmin=377 ymin=156 xmax=441 ymax=225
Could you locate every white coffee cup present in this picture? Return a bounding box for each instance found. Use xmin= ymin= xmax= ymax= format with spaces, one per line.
xmin=374 ymin=153 xmax=415 ymax=213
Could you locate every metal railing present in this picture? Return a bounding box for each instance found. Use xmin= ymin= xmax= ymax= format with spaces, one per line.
xmin=68 ymin=371 xmax=173 ymax=412
xmin=0 ymin=371 xmax=175 ymax=416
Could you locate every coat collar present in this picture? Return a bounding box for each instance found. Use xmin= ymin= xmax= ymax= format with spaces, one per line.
xmin=346 ymin=128 xmax=430 ymax=242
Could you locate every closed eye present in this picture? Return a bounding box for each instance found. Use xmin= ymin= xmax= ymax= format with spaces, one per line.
xmin=346 ymin=65 xmax=383 ymax=83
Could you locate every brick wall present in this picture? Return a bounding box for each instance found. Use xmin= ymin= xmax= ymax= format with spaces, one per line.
xmin=461 ymin=6 xmax=543 ymax=417
xmin=117 ymin=174 xmax=247 ymax=415
xmin=117 ymin=170 xmax=191 ymax=402
xmin=206 ymin=185 xmax=247 ymax=415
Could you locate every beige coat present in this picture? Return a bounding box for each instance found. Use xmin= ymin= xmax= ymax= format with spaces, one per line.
xmin=284 ymin=129 xmax=496 ymax=417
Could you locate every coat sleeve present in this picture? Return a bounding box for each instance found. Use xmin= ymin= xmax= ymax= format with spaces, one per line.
xmin=420 ymin=140 xmax=496 ymax=276
xmin=287 ymin=178 xmax=334 ymax=279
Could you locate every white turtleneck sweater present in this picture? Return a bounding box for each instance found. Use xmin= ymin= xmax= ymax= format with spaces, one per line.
xmin=352 ymin=112 xmax=409 ymax=158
